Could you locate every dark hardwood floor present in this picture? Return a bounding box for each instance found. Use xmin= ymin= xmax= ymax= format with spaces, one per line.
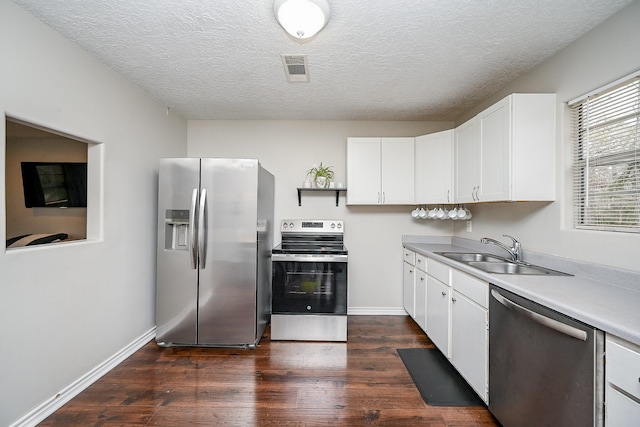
xmin=40 ymin=316 xmax=499 ymax=426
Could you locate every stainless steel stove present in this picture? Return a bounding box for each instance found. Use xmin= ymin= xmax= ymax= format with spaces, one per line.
xmin=271 ymin=219 xmax=348 ymax=341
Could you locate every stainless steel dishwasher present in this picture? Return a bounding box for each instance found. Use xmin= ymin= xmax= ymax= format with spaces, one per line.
xmin=489 ymin=285 xmax=604 ymax=427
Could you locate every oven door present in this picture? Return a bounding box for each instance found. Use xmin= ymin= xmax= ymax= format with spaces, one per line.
xmin=272 ymin=254 xmax=347 ymax=315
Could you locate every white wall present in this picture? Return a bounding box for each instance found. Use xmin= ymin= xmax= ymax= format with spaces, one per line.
xmin=0 ymin=1 xmax=187 ymax=426
xmin=187 ymin=120 xmax=453 ymax=311
xmin=451 ymin=0 xmax=640 ymax=273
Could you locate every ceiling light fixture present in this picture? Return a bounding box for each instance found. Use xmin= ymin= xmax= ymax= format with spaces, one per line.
xmin=274 ymin=0 xmax=330 ymax=40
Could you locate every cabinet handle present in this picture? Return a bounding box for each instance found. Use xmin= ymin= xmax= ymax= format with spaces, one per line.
xmin=471 ymin=186 xmax=477 ymax=201
xmin=452 ymin=297 xmax=457 ymax=302
xmin=447 ymin=190 xmax=450 ymax=203
xmin=420 ymin=277 xmax=425 ymax=281
xmin=377 ymin=192 xmax=381 ymax=204
xmin=409 ymin=269 xmax=413 ymax=273
xmin=441 ymin=291 xmax=446 ymax=296
xmin=382 ymin=192 xmax=386 ymax=203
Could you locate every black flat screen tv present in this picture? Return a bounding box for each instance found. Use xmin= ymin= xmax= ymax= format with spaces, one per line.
xmin=21 ymin=162 xmax=87 ymax=208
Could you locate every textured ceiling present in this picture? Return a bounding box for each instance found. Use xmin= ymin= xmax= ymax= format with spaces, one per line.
xmin=10 ymin=0 xmax=635 ymax=121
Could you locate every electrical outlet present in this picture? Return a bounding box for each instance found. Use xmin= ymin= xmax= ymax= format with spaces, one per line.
xmin=466 ymin=221 xmax=472 ymax=232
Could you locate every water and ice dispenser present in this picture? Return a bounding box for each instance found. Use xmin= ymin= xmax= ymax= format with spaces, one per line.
xmin=164 ymin=209 xmax=190 ymax=250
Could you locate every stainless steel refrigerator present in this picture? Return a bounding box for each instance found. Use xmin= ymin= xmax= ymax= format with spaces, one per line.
xmin=155 ymin=158 xmax=274 ymax=348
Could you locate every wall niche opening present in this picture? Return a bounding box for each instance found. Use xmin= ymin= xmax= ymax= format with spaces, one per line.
xmin=5 ymin=117 xmax=101 ymax=249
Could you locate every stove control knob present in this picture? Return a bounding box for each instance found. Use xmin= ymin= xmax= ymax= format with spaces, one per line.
xmin=331 ymin=223 xmax=336 ymax=228
xmin=307 ymin=305 xmax=312 ymax=311
xmin=289 ymin=222 xmax=294 ymax=228
xmin=337 ymin=223 xmax=342 ymax=229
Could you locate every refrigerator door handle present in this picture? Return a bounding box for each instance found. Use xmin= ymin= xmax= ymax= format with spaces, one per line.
xmin=198 ymin=188 xmax=208 ymax=269
xmin=189 ymin=188 xmax=198 ymax=269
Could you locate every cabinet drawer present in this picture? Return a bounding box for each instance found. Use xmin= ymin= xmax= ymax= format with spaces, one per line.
xmin=415 ymin=254 xmax=427 ymax=272
xmin=451 ymin=269 xmax=488 ymax=308
xmin=427 ymin=258 xmax=450 ymax=284
xmin=607 ymin=336 xmax=640 ymax=400
xmin=403 ymin=249 xmax=415 ymax=265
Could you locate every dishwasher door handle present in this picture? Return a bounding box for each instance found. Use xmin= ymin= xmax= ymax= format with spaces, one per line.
xmin=490 ymin=289 xmax=588 ymax=341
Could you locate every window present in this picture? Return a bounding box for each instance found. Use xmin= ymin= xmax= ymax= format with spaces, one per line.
xmin=5 ymin=117 xmax=102 ymax=249
xmin=570 ymin=72 xmax=640 ymax=233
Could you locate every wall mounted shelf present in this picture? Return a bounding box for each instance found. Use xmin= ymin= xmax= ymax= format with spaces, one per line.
xmin=296 ymin=188 xmax=347 ymax=206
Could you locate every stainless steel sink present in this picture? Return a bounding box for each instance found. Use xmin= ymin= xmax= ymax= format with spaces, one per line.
xmin=467 ymin=261 xmax=569 ymax=276
xmin=435 ymin=252 xmax=505 ymax=263
xmin=435 ymin=252 xmax=570 ymax=276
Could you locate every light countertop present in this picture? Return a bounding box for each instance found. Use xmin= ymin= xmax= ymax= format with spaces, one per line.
xmin=403 ymin=236 xmax=640 ymax=346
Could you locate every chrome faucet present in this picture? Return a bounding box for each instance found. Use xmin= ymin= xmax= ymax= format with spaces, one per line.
xmin=480 ymin=235 xmax=523 ymax=262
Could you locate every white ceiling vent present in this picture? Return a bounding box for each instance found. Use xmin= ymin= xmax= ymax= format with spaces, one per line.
xmin=281 ymin=54 xmax=309 ymax=83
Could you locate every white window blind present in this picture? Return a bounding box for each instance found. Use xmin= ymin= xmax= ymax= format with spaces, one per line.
xmin=569 ymin=72 xmax=640 ymax=232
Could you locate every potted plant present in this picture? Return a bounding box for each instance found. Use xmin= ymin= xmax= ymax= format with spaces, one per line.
xmin=306 ymin=162 xmax=334 ymax=188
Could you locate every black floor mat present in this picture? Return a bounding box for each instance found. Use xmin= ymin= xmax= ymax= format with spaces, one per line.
xmin=397 ymin=347 xmax=485 ymax=406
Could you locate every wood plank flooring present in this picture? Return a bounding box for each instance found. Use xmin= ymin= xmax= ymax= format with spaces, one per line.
xmin=39 ymin=316 xmax=499 ymax=426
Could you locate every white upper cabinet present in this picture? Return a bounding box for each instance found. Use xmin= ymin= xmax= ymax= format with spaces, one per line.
xmin=415 ymin=129 xmax=454 ymax=204
xmin=346 ymin=137 xmax=381 ymax=204
xmin=454 ymin=93 xmax=556 ymax=203
xmin=347 ymin=137 xmax=415 ymax=205
xmin=454 ymin=118 xmax=480 ymax=203
xmin=478 ymin=97 xmax=510 ymax=201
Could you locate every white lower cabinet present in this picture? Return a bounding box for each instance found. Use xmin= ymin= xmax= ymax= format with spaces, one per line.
xmin=426 ymin=274 xmax=450 ymax=357
xmin=606 ymin=334 xmax=640 ymax=426
xmin=414 ymin=254 xmax=427 ymax=332
xmin=426 ymin=258 xmax=451 ymax=357
xmin=450 ymin=270 xmax=489 ymax=403
xmin=415 ymin=269 xmax=427 ymax=332
xmin=405 ymin=250 xmax=489 ymax=403
xmin=403 ymin=249 xmax=416 ymax=319
xmin=451 ymin=294 xmax=487 ymax=400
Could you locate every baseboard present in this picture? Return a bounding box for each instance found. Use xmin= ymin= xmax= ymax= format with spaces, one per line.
xmin=348 ymin=307 xmax=407 ymax=316
xmin=11 ymin=327 xmax=156 ymax=427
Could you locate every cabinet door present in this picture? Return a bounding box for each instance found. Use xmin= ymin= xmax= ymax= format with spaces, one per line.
xmin=451 ymin=291 xmax=488 ymax=402
xmin=403 ymin=261 xmax=415 ymax=318
xmin=510 ymin=93 xmax=556 ymax=201
xmin=381 ymin=137 xmax=415 ymax=204
xmin=415 ymin=130 xmax=453 ymax=204
xmin=454 ymin=117 xmax=480 ymax=203
xmin=606 ymin=335 xmax=640 ymax=426
xmin=415 ymin=270 xmax=427 ymax=332
xmin=478 ymin=96 xmax=510 ymax=201
xmin=426 ymin=275 xmax=450 ymax=358
xmin=606 ymin=385 xmax=640 ymax=427
xmin=346 ymin=137 xmax=381 ymax=204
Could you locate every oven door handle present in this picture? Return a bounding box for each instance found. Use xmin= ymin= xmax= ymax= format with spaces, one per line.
xmin=490 ymin=289 xmax=588 ymax=341
xmin=272 ymin=253 xmax=348 ymax=263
